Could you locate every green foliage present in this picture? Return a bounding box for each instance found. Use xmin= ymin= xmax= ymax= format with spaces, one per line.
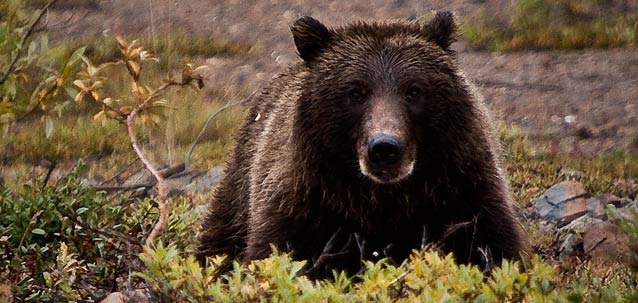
xmin=137 ymin=246 xmax=637 ymax=302
xmin=0 ymin=1 xmax=87 ymax=129
xmin=0 ymin=162 xmax=202 ymax=301
xmin=461 ymin=0 xmax=638 ymax=51
xmin=0 ymin=162 xmax=129 ymax=300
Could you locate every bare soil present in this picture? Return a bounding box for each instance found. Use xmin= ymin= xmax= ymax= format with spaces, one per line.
xmin=45 ymin=0 xmax=638 ymax=157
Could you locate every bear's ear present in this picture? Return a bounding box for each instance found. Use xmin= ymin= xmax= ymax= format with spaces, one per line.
xmin=422 ymin=11 xmax=457 ymax=50
xmin=291 ymin=16 xmax=333 ymax=63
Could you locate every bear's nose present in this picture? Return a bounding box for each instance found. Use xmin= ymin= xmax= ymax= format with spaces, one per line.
xmin=367 ymin=134 xmax=402 ymax=166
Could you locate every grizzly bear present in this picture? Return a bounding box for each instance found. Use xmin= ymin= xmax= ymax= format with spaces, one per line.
xmin=197 ymin=11 xmax=522 ymax=277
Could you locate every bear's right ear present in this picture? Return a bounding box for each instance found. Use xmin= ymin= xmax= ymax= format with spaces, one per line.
xmin=422 ymin=11 xmax=457 ymax=50
xmin=291 ymin=16 xmax=333 ymax=63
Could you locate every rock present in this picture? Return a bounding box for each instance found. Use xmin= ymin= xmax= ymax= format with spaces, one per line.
xmin=583 ymin=221 xmax=631 ymax=262
xmin=616 ymin=200 xmax=638 ymax=221
xmin=558 ymin=233 xmax=578 ymax=258
xmin=559 ymin=216 xmax=603 ymax=234
xmin=586 ymin=193 xmax=626 ymax=219
xmin=586 ymin=197 xmax=606 ymax=219
xmin=100 ymin=290 xmax=151 ymax=303
xmin=535 ymin=181 xmax=589 ymax=226
xmin=164 ymin=170 xmax=204 ymax=196
xmin=122 ymin=168 xmax=155 ymax=187
xmin=597 ymin=193 xmax=625 ymax=207
xmin=182 ymin=166 xmax=224 ymax=195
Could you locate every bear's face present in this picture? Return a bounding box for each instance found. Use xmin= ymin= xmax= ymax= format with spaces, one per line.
xmin=293 ymin=13 xmax=472 ymax=184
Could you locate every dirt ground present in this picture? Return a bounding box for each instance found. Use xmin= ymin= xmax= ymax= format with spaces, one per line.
xmin=45 ymin=0 xmax=638 ymax=157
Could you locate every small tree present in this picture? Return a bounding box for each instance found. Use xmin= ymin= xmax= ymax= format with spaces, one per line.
xmin=73 ymin=36 xmax=206 ymax=249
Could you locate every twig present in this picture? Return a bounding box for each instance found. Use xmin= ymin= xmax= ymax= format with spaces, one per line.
xmin=306 ymin=228 xmax=351 ymax=275
xmin=41 ymin=160 xmax=57 ymax=189
xmin=185 ymin=91 xmax=255 ymax=167
xmin=94 ymin=184 xmax=154 ymax=193
xmin=0 ymin=0 xmax=59 ymax=85
xmin=440 ymin=216 xmax=479 ymax=242
xmin=388 ymin=272 xmax=408 ymax=287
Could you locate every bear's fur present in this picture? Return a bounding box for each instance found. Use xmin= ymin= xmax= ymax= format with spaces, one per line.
xmin=197 ymin=12 xmax=522 ymax=277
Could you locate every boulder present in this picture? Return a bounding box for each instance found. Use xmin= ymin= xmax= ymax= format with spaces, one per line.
xmin=583 ymin=221 xmax=631 ymax=262
xmin=535 ymin=181 xmax=588 ymax=226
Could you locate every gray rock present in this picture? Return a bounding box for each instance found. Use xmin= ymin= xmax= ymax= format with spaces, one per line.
xmin=596 ymin=193 xmax=624 ymax=207
xmin=535 ymin=181 xmax=589 ymax=226
xmin=558 ymin=233 xmax=578 ymax=258
xmin=559 ymin=215 xmax=604 ymax=234
xmin=616 ymin=200 xmax=638 ymax=221
xmin=586 ymin=193 xmax=627 ymax=219
xmin=586 ymin=197 xmax=606 ymax=219
xmin=164 ymin=170 xmax=204 ymax=196
xmin=100 ymin=290 xmax=151 ymax=303
xmin=182 ymin=166 xmax=225 ymax=195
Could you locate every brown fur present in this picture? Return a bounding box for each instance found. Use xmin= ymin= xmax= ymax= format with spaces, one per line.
xmin=197 ymin=12 xmax=523 ymax=277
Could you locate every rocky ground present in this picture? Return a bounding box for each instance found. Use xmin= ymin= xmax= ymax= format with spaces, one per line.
xmin=45 ymin=0 xmax=638 ymax=157
xmin=533 ymin=180 xmax=637 ymax=263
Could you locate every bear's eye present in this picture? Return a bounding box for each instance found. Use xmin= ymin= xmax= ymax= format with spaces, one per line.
xmin=345 ymin=83 xmax=367 ymax=103
xmin=405 ymin=85 xmax=423 ymax=100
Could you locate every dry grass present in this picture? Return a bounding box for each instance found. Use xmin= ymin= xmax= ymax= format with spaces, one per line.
xmin=59 ymin=33 xmax=251 ymax=71
xmin=500 ymin=125 xmax=638 ymax=208
xmin=461 ymin=0 xmax=638 ymax=51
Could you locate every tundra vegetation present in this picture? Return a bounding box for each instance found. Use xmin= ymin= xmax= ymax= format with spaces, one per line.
xmin=1 ymin=0 xmax=637 ymax=301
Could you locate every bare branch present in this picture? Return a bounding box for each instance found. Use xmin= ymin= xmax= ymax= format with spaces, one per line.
xmin=0 ymin=0 xmax=59 ymax=85
xmin=125 ymin=77 xmax=196 ymax=249
xmin=126 ymin=105 xmax=168 ymax=249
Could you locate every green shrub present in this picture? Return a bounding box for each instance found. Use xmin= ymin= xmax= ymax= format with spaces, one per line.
xmin=137 ymin=246 xmax=637 ymax=302
xmin=0 ymin=162 xmax=201 ymax=301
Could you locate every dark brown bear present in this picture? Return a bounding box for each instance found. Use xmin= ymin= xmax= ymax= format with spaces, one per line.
xmin=198 ymin=12 xmax=522 ymax=277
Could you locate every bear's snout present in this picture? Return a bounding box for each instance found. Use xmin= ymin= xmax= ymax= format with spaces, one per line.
xmin=367 ymin=134 xmax=402 ymax=166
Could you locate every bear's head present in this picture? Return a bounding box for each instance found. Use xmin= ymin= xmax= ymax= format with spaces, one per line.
xmin=292 ymin=12 xmax=475 ymax=185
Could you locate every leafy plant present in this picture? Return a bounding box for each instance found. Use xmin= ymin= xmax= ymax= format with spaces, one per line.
xmin=72 ymin=36 xmax=207 ymax=248
xmin=137 ymin=245 xmax=638 ymax=302
xmin=0 ymin=162 xmax=139 ymax=301
xmin=0 ymin=0 xmax=86 ymax=133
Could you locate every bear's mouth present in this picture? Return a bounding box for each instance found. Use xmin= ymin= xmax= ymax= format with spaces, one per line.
xmin=358 ymin=158 xmax=415 ymax=184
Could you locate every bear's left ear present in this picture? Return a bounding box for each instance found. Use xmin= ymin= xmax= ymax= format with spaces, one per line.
xmin=291 ymin=16 xmax=334 ymax=63
xmin=422 ymin=11 xmax=457 ymax=50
